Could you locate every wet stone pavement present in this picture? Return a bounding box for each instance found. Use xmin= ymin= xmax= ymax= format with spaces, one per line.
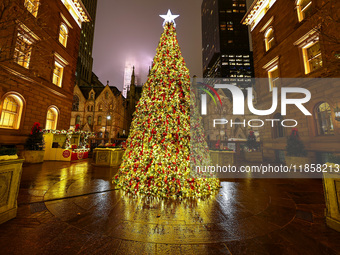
xmin=1 ymin=160 xmax=340 ymax=254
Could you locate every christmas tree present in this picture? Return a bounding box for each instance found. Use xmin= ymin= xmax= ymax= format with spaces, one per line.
xmin=113 ymin=10 xmax=219 ymax=198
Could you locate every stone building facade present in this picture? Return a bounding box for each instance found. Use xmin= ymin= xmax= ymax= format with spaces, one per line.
xmin=243 ymin=0 xmax=340 ymax=163
xmin=70 ymin=70 xmax=142 ymax=140
xmin=0 ymin=0 xmax=89 ymax=146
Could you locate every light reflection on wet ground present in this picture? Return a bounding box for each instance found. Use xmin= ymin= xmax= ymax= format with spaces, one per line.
xmin=0 ymin=160 xmax=340 ymax=254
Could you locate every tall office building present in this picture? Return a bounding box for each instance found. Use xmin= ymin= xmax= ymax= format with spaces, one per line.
xmin=76 ymin=0 xmax=98 ymax=87
xmin=202 ymin=0 xmax=254 ymax=78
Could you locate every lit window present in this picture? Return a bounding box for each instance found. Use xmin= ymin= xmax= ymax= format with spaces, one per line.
xmin=297 ymin=0 xmax=312 ymax=22
xmin=98 ymin=116 xmax=102 ymax=125
xmin=53 ymin=62 xmax=63 ymax=87
xmin=303 ymin=41 xmax=322 ymax=74
xmin=315 ymin=102 xmax=334 ymax=135
xmin=268 ymin=66 xmax=279 ymax=91
xmin=14 ymin=31 xmax=32 ymax=69
xmin=46 ymin=107 xmax=58 ymax=130
xmin=265 ymin=28 xmax=275 ymax=51
xmin=52 ymin=53 xmax=68 ymax=87
xmin=98 ymin=104 xmax=103 ymax=111
xmin=24 ymin=0 xmax=39 ymax=17
xmin=0 ymin=94 xmax=24 ymax=129
xmin=59 ymin=23 xmax=68 ymax=47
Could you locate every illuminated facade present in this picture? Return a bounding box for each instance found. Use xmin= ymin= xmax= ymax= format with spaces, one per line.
xmin=243 ymin=0 xmax=340 ymax=163
xmin=71 ymin=82 xmax=128 ymax=139
xmin=0 ymin=0 xmax=89 ymax=146
xmin=202 ymin=0 xmax=254 ymax=78
xmin=70 ymin=70 xmax=142 ymax=139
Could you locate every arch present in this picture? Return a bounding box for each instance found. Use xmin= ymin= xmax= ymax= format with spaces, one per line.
xmin=264 ymin=27 xmax=275 ymax=51
xmin=46 ymin=106 xmax=59 ymax=130
xmin=314 ymin=102 xmax=334 ymax=135
xmin=72 ymin=95 xmax=79 ymax=111
xmin=59 ymin=23 xmax=69 ymax=47
xmin=0 ymin=92 xmax=25 ymax=129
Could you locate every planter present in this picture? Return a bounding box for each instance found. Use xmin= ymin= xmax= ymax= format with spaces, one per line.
xmin=210 ymin=150 xmax=235 ymax=166
xmin=22 ymin=150 xmax=45 ymax=164
xmin=244 ymin=151 xmax=263 ymax=162
xmin=285 ymin=156 xmax=309 ymax=166
xmin=0 ymin=158 xmax=24 ymax=224
xmin=323 ymin=163 xmax=340 ymax=232
xmin=93 ymin=148 xmax=124 ymax=167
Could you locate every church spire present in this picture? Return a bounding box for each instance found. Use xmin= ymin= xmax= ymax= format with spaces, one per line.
xmin=130 ymin=66 xmax=135 ymax=86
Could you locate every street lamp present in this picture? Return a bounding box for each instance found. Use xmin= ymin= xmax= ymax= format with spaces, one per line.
xmin=104 ymin=114 xmax=111 ymax=141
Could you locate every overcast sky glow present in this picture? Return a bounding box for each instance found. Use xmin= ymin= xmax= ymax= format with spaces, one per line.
xmin=92 ymin=0 xmax=253 ymax=91
xmin=92 ymin=0 xmax=203 ymax=91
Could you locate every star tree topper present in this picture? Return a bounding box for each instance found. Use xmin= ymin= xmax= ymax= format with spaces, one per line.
xmin=160 ymin=9 xmax=179 ymax=27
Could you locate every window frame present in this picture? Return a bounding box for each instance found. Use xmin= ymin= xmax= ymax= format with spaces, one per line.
xmin=24 ymin=0 xmax=39 ymax=17
xmin=262 ymin=56 xmax=280 ymax=92
xmin=75 ymin=115 xmax=81 ymax=125
xmin=14 ymin=31 xmax=33 ymax=69
xmin=58 ymin=23 xmax=69 ymax=47
xmin=52 ymin=53 xmax=68 ymax=87
xmin=314 ymin=102 xmax=334 ymax=136
xmin=302 ymin=40 xmax=322 ymax=74
xmin=45 ymin=106 xmax=59 ymax=130
xmin=264 ymin=27 xmax=275 ymax=51
xmin=296 ymin=0 xmax=312 ymax=22
xmin=0 ymin=93 xmax=24 ymax=130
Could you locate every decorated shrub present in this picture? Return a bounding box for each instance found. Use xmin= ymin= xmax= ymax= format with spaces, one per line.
xmin=286 ymin=128 xmax=307 ymax=157
xmin=24 ymin=122 xmax=44 ymax=151
xmin=246 ymin=131 xmax=259 ymax=152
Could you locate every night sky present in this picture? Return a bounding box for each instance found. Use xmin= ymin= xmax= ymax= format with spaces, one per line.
xmin=92 ymin=0 xmax=253 ymax=91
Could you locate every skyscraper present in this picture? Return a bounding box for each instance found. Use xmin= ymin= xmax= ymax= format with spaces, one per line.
xmin=76 ymin=0 xmax=98 ymax=87
xmin=202 ymin=0 xmax=253 ymax=78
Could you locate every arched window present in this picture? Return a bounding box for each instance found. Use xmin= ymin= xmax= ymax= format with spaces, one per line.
xmin=87 ymin=116 xmax=92 ymax=125
xmin=59 ymin=23 xmax=68 ymax=47
xmin=46 ymin=106 xmax=58 ymax=130
xmin=75 ymin=115 xmax=80 ymax=125
xmin=273 ymin=113 xmax=286 ymax=138
xmin=72 ymin=95 xmax=79 ymax=111
xmin=265 ymin=28 xmax=275 ymax=51
xmin=105 ymin=92 xmax=109 ymax=99
xmin=98 ymin=116 xmax=102 ymax=125
xmin=98 ymin=103 xmax=103 ymax=112
xmin=0 ymin=94 xmax=24 ymax=129
xmin=89 ymin=92 xmax=94 ymax=99
xmin=297 ymin=0 xmax=312 ymax=22
xmin=315 ymin=102 xmax=334 ymax=135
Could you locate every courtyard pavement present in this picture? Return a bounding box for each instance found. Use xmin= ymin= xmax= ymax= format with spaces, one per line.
xmin=0 ymin=160 xmax=340 ymax=254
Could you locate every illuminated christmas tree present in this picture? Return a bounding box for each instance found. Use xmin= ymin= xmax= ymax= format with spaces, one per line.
xmin=113 ymin=10 xmax=219 ymax=198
